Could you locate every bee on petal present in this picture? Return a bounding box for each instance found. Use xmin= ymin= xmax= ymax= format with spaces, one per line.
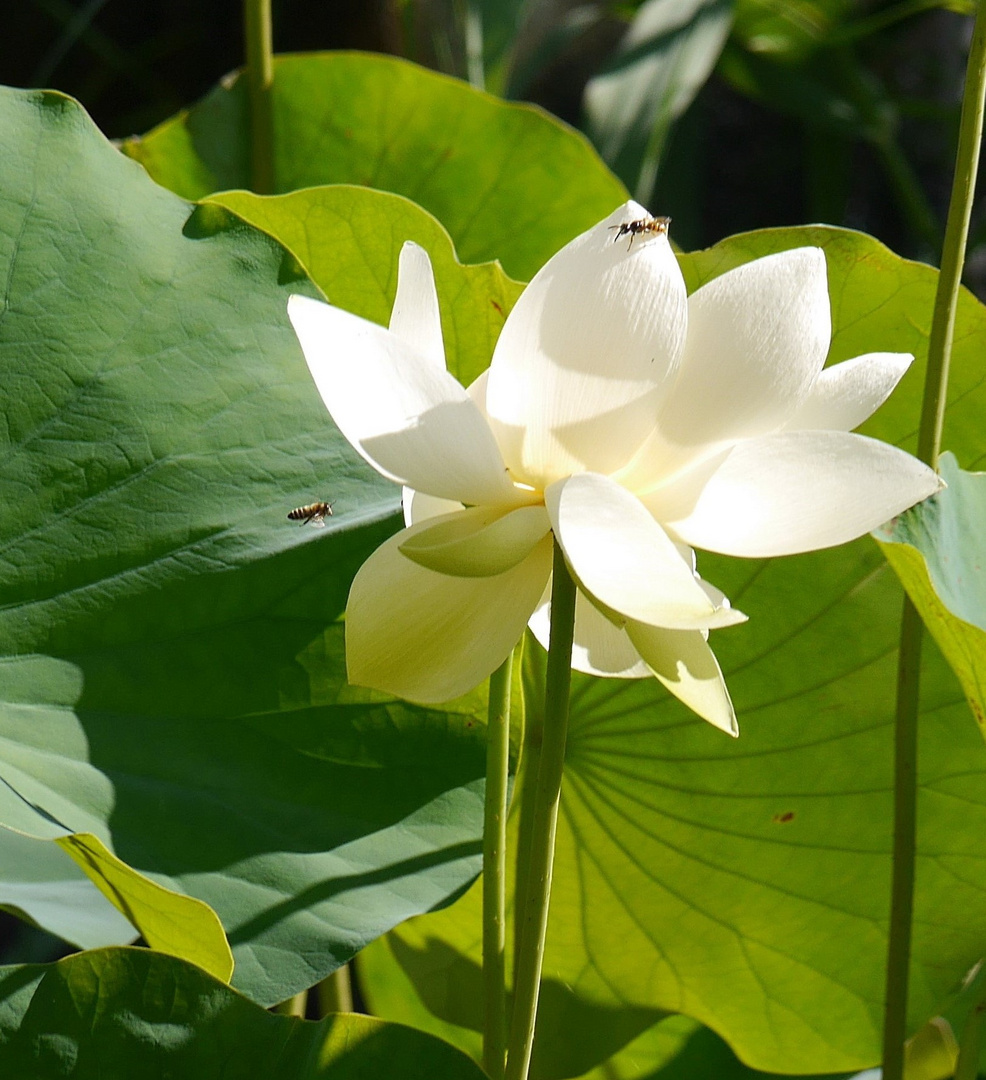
xmin=288 ymin=501 xmax=334 ymax=527
xmin=609 ymin=215 xmax=671 ymax=251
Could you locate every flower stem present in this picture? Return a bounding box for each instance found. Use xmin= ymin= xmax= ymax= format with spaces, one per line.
xmin=483 ymin=652 xmax=513 ymax=1080
xmin=317 ymin=965 xmax=353 ymax=1015
xmin=243 ymin=0 xmax=275 ymax=194
xmin=882 ymin=8 xmax=986 ymax=1079
xmin=916 ymin=0 xmax=986 ymax=470
xmin=504 ymin=540 xmax=576 ymax=1080
xmin=882 ymin=595 xmax=923 ymax=1080
xmin=274 ymin=989 xmax=307 ymax=1016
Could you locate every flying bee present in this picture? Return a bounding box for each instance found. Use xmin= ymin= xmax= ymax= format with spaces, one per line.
xmin=608 ymin=215 xmax=671 ymax=251
xmin=288 ymin=501 xmax=335 ymax=527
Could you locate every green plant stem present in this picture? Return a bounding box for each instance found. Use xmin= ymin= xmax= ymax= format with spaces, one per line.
xmin=274 ymin=989 xmax=307 ymax=1017
xmin=243 ymin=0 xmax=275 ymax=194
xmin=882 ymin=595 xmax=923 ymax=1080
xmin=317 ymin=965 xmax=353 ymax=1015
xmin=483 ymin=653 xmax=513 ymax=1080
xmin=917 ymin=2 xmax=986 ymax=469
xmin=955 ymin=967 xmax=986 ymax=1080
xmin=882 ymin=7 xmax=986 ymax=1080
xmin=504 ymin=541 xmax=577 ymax=1080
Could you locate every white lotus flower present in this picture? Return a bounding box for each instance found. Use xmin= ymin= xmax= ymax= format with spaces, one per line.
xmin=288 ymin=201 xmax=939 ymax=736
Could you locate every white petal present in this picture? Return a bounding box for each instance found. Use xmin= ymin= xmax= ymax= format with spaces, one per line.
xmin=661 ymin=430 xmax=942 ymax=557
xmin=656 ymin=247 xmax=831 ymax=453
xmin=783 ymin=352 xmax=914 ymax=432
xmin=467 ymin=368 xmax=491 ymax=417
xmin=624 ymin=622 xmax=738 ymax=735
xmin=403 ymin=487 xmax=462 ymax=527
xmin=288 ymin=294 xmax=516 ymax=505
xmin=546 ymin=473 xmax=744 ymax=630
xmin=347 ymin=524 xmax=553 ymax=704
xmin=389 ymin=242 xmax=445 ymax=370
xmin=485 ymin=201 xmax=687 ymax=488
xmin=529 ymin=587 xmax=652 ymax=678
xmin=400 ymin=504 xmax=551 ymax=577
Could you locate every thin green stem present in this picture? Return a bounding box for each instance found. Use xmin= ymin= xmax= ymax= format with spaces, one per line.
xmin=504 ymin=541 xmax=576 ymax=1080
xmin=917 ymin=0 xmax=986 ymax=469
xmin=243 ymin=0 xmax=275 ymax=194
xmin=882 ymin=595 xmax=923 ymax=1080
xmin=274 ymin=989 xmax=307 ymax=1017
xmin=882 ymin=7 xmax=986 ymax=1079
xmin=483 ymin=653 xmax=513 ymax=1080
xmin=955 ymin=967 xmax=986 ymax=1080
xmin=317 ymin=965 xmax=353 ymax=1015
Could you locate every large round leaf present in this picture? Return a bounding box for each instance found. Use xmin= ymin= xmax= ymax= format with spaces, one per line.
xmin=0 ymin=86 xmax=497 ymax=1005
xmin=358 ymin=226 xmax=986 ymax=1075
xmin=118 ymin=51 xmax=628 ymax=280
xmin=0 ymin=948 xmax=488 ymax=1079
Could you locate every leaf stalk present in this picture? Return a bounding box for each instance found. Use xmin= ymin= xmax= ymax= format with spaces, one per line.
xmin=882 ymin=5 xmax=986 ymax=1078
xmin=243 ymin=0 xmax=275 ymax=194
xmin=504 ymin=540 xmax=576 ymax=1080
xmin=483 ymin=652 xmax=514 ymax=1080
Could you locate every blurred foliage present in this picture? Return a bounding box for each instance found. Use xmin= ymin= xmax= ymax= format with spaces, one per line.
xmin=3 ymin=0 xmax=984 ymax=287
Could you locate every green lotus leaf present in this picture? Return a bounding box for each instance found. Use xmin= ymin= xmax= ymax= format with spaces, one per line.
xmin=204 ymin=185 xmax=523 ymax=388
xmin=0 ymin=85 xmax=498 ymax=1005
xmin=0 ymin=826 xmax=134 ymax=951
xmin=56 ymin=832 xmax=232 ymax=982
xmin=119 ymin=51 xmax=628 ymax=280
xmin=0 ymin=947 xmax=487 ymax=1078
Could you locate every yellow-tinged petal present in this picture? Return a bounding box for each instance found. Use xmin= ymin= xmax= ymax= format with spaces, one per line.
xmin=624 ymin=621 xmax=738 ymax=736
xmin=347 ymin=524 xmax=553 ymax=704
xmin=546 ymin=472 xmax=743 ymax=630
xmin=400 ymin=504 xmax=550 ymax=578
xmin=402 ymin=487 xmax=462 ymax=528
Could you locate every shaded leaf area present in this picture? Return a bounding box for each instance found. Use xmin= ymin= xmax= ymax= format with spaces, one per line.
xmin=358 ymin=225 xmax=986 ymax=1076
xmin=119 ymin=51 xmax=628 ymax=280
xmin=0 ymin=86 xmax=497 ymax=1005
xmin=876 ymin=453 xmax=986 ymax=737
xmin=206 ymin=186 xmax=524 ymax=387
xmin=0 ymin=947 xmax=488 ymax=1079
xmin=0 ymin=828 xmax=135 ymax=951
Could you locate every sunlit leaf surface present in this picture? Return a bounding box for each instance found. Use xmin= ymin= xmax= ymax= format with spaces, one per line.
xmin=120 ymin=51 xmax=628 ymax=280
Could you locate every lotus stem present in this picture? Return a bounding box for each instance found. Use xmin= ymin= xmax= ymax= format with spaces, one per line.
xmin=504 ymin=540 xmax=576 ymax=1080
xmin=317 ymin=965 xmax=353 ymax=1015
xmin=917 ymin=0 xmax=986 ymax=471
xmin=243 ymin=0 xmax=275 ymax=194
xmin=483 ymin=652 xmax=514 ymax=1080
xmin=882 ymin=6 xmax=986 ymax=1078
xmin=274 ymin=989 xmax=307 ymax=1017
